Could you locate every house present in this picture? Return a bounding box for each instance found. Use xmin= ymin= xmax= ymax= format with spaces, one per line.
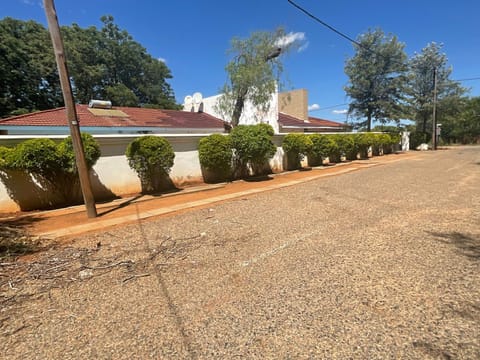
xmin=184 ymin=91 xmax=280 ymax=132
xmin=278 ymin=113 xmax=349 ymax=133
xmin=0 ymin=103 xmax=227 ymax=135
xmin=183 ymin=88 xmax=349 ymax=133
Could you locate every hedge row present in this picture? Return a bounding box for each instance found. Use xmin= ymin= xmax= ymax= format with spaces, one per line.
xmin=282 ymin=132 xmax=401 ymax=169
xmin=0 ymin=131 xmax=402 ymax=206
xmin=130 ymin=131 xmax=402 ymax=186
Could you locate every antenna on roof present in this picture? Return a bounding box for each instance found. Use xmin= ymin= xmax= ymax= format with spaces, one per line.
xmin=182 ymin=92 xmax=203 ymax=113
xmin=192 ymin=92 xmax=203 ymax=105
xmin=184 ymin=95 xmax=193 ymax=106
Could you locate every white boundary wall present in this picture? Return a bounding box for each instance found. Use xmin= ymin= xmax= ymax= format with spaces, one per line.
xmin=0 ymin=134 xmax=285 ymax=212
xmin=0 ymin=132 xmax=406 ymax=213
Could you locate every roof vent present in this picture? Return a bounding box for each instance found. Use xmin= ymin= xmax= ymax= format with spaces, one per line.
xmin=89 ymin=99 xmax=112 ymax=109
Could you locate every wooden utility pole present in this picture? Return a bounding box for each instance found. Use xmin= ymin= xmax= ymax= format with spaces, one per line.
xmin=432 ymin=67 xmax=438 ymax=151
xmin=43 ymin=0 xmax=97 ymax=218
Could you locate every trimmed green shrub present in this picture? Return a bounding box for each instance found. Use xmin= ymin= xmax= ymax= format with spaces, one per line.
xmin=311 ymin=134 xmax=336 ymax=158
xmin=386 ymin=133 xmax=401 ymax=153
xmin=230 ymin=124 xmax=276 ymax=177
xmin=0 ymin=146 xmax=15 ymax=169
xmin=0 ymin=134 xmax=102 ymax=205
xmin=282 ymin=133 xmax=313 ymax=170
xmin=354 ymin=133 xmax=373 ymax=159
xmin=372 ymin=133 xmax=391 ymax=156
xmin=256 ymin=122 xmax=275 ymax=137
xmin=126 ymin=135 xmax=175 ymax=193
xmin=371 ymin=134 xmax=384 ymax=156
xmin=198 ymin=134 xmax=232 ymax=183
xmin=12 ymin=138 xmax=65 ymax=179
xmin=325 ymin=135 xmax=341 ymax=163
xmin=333 ymin=134 xmax=356 ymax=161
xmin=58 ymin=133 xmax=101 ymax=173
xmin=308 ymin=134 xmax=335 ymax=166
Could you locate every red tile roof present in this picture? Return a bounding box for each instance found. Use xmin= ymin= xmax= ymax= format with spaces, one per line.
xmin=0 ymin=105 xmax=226 ymax=129
xmin=278 ymin=113 xmax=346 ymax=128
xmin=307 ymin=116 xmax=347 ymax=128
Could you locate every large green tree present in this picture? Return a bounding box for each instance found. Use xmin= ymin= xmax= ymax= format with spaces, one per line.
xmin=65 ymin=15 xmax=179 ymax=109
xmin=439 ymin=96 xmax=480 ymax=144
xmin=0 ymin=17 xmax=62 ymax=117
xmin=216 ymin=28 xmax=298 ymax=127
xmin=344 ymin=28 xmax=408 ymax=131
xmin=0 ymin=16 xmax=179 ymax=118
xmin=405 ymin=42 xmax=466 ymax=139
xmin=62 ymin=23 xmax=106 ymax=103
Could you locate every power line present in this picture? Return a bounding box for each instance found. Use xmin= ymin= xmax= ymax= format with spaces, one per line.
xmin=286 ymin=0 xmax=403 ymax=64
xmin=288 ymin=0 xmax=480 ymax=86
xmin=309 ymin=103 xmax=348 ymax=112
xmin=287 ymin=0 xmax=361 ymax=47
xmin=454 ymin=76 xmax=480 ymax=82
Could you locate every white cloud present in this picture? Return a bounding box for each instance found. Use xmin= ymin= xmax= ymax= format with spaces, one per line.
xmin=276 ymin=32 xmax=306 ymax=51
xmin=298 ymin=41 xmax=309 ymax=53
xmin=332 ymin=109 xmax=348 ymax=115
xmin=308 ymin=103 xmax=320 ymax=111
xmin=157 ymin=57 xmax=167 ymax=63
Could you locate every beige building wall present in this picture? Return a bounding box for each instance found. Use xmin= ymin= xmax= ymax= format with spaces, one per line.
xmin=278 ymin=89 xmax=308 ymax=121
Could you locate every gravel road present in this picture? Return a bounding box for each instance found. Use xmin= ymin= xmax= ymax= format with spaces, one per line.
xmin=1 ymin=147 xmax=479 ymax=359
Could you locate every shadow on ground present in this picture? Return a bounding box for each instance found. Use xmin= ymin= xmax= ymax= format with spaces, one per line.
xmin=97 ymin=195 xmax=145 ymax=217
xmin=0 ymin=215 xmax=47 ymax=259
xmin=244 ymin=175 xmax=274 ymax=182
xmin=412 ymin=340 xmax=454 ymax=359
xmin=429 ymin=231 xmax=480 ymax=260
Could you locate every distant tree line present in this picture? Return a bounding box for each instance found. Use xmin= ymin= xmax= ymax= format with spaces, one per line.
xmin=0 ymin=16 xmax=179 ymax=118
xmin=344 ymin=28 xmax=479 ymax=144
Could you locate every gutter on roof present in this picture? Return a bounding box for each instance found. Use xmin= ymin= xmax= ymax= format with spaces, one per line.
xmin=0 ymin=125 xmax=225 ymax=135
xmin=280 ymin=125 xmax=342 ymax=129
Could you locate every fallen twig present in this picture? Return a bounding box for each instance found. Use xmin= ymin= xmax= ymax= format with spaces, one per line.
xmin=122 ymin=273 xmax=150 ymax=284
xmin=3 ymin=323 xmax=27 ymax=336
xmin=82 ymin=260 xmax=134 ymax=270
xmin=0 ymin=262 xmax=17 ymax=267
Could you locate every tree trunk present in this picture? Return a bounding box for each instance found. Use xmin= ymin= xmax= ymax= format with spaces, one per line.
xmin=421 ymin=113 xmax=429 ymax=143
xmin=231 ymin=88 xmax=248 ymax=127
xmin=367 ymin=111 xmax=372 ymax=132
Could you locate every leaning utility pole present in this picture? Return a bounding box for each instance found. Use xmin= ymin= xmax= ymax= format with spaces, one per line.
xmin=43 ymin=0 xmax=97 ymax=218
xmin=432 ymin=67 xmax=438 ymax=151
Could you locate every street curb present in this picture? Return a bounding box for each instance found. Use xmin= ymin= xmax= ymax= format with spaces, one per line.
xmin=36 ymin=165 xmax=372 ymax=239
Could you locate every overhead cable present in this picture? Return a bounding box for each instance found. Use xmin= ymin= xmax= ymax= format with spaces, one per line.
xmin=287 ymin=0 xmax=362 ymax=48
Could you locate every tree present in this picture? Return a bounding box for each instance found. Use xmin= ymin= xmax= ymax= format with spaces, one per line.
xmin=440 ymin=96 xmax=480 ymax=144
xmin=62 ymin=23 xmax=107 ymax=103
xmin=0 ymin=17 xmax=62 ymax=117
xmin=216 ymin=28 xmax=298 ymax=127
xmin=405 ymin=42 xmax=466 ymax=139
xmin=344 ymin=28 xmax=407 ymax=131
xmin=74 ymin=15 xmax=179 ymax=109
xmin=105 ymin=83 xmax=139 ymax=107
xmin=0 ymin=16 xmax=179 ymax=117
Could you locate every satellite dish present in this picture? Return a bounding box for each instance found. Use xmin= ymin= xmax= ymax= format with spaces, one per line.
xmin=184 ymin=95 xmax=193 ymax=106
xmin=192 ymin=92 xmax=203 ymax=104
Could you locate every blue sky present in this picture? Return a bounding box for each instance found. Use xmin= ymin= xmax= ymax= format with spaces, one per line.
xmin=3 ymin=0 xmax=480 ymax=122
